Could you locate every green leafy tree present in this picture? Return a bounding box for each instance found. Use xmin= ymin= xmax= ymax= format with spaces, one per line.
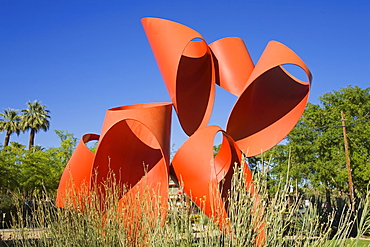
xmin=18 ymin=130 xmax=76 ymax=194
xmin=21 ymin=100 xmax=51 ymax=150
xmin=0 ymin=109 xmax=22 ymax=147
xmin=53 ymin=129 xmax=77 ymax=164
xmin=0 ymin=130 xmax=76 ymax=195
xmin=0 ymin=143 xmax=25 ymax=190
xmin=268 ymin=85 xmax=370 ymax=202
xmin=19 ymin=150 xmax=56 ymax=193
xmin=47 ymin=130 xmax=77 ymax=185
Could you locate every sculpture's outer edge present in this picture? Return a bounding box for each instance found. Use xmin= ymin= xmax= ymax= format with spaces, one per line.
xmin=56 ymin=103 xmax=172 ymax=216
xmin=92 ymin=102 xmax=172 ymax=211
xmin=141 ymin=17 xmax=216 ymax=136
xmin=56 ymin=17 xmax=312 ymax=247
xmin=227 ymin=40 xmax=312 ymax=156
xmin=209 ymin=37 xmax=255 ymax=97
xmin=56 ymin=133 xmax=99 ymax=208
xmin=171 ymin=125 xmax=265 ymax=245
xmin=172 ymin=126 xmax=244 ymax=225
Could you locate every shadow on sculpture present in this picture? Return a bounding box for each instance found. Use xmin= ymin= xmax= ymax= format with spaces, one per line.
xmin=57 ymin=17 xmax=312 ymax=246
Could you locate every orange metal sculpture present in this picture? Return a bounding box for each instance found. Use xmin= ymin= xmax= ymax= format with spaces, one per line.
xmin=141 ymin=17 xmax=216 ymax=136
xmin=171 ymin=126 xmax=245 ymax=227
xmin=57 ymin=102 xmax=172 ymax=213
xmin=57 ymin=17 xmax=311 ymax=246
xmin=56 ymin=133 xmax=99 ymax=208
xmin=226 ymin=40 xmax=312 ymax=156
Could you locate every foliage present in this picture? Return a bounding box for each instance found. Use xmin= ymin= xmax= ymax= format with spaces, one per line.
xmin=0 ymin=193 xmax=13 ymax=213
xmin=0 ymin=143 xmax=24 ymax=190
xmin=265 ymin=85 xmax=370 ymax=198
xmin=213 ymin=144 xmax=221 ymax=157
xmin=0 ymin=130 xmax=76 ymax=195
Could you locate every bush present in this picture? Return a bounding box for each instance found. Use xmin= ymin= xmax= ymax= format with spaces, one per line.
xmin=4 ymin=162 xmax=370 ymax=246
xmin=0 ymin=192 xmax=15 ymax=229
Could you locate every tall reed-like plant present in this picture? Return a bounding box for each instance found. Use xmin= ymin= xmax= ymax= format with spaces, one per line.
xmin=7 ymin=161 xmax=370 ymax=246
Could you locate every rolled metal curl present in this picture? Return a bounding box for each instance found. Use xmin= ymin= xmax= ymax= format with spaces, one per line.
xmin=56 ymin=133 xmax=99 ymax=209
xmin=57 ymin=102 xmax=172 ymax=217
xmin=142 ymin=17 xmax=216 ymax=136
xmin=171 ymin=126 xmax=241 ymax=226
xmin=226 ymin=40 xmax=312 ymax=156
xmin=57 ymin=17 xmax=311 ymax=246
xmin=209 ymin=37 xmax=255 ymax=97
xmin=142 ymin=18 xmax=311 ymax=246
xmin=171 ymin=126 xmax=265 ymax=243
xmin=142 ymin=17 xmax=311 ymax=157
xmin=94 ymin=102 xmax=172 ymax=215
xmin=92 ymin=102 xmax=172 ymax=240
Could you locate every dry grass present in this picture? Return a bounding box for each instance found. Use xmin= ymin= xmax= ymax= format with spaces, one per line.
xmin=5 ymin=161 xmax=370 ymax=246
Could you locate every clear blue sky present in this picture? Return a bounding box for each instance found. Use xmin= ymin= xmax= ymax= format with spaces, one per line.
xmin=1 ymin=0 xmax=369 ymax=149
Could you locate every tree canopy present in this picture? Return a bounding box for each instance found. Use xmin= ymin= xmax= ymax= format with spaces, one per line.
xmin=265 ymin=85 xmax=370 ymax=199
xmin=0 ymin=130 xmax=76 ymax=194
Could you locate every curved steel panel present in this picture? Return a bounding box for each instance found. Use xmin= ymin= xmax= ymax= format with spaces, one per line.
xmin=57 ymin=103 xmax=172 ymax=214
xmin=56 ymin=17 xmax=312 ymax=246
xmin=141 ymin=17 xmax=216 ymax=136
xmin=56 ymin=133 xmax=99 ymax=208
xmin=172 ymin=126 xmax=249 ymax=228
xmin=227 ymin=41 xmax=312 ymax=156
xmin=209 ymin=37 xmax=254 ymax=97
xmin=93 ymin=102 xmax=172 ymax=209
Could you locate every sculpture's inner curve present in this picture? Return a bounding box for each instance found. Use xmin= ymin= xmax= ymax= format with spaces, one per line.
xmin=227 ymin=66 xmax=310 ymax=140
xmin=57 ymin=17 xmax=312 ymax=247
xmin=176 ymin=49 xmax=214 ymax=136
xmin=93 ymin=119 xmax=163 ymax=193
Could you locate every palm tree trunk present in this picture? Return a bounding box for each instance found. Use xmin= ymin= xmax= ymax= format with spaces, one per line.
xmin=29 ymin=128 xmax=35 ymax=150
xmin=4 ymin=131 xmax=10 ymax=147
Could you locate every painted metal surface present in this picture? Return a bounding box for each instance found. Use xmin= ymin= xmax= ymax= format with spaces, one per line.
xmin=171 ymin=126 xmax=244 ymax=228
xmin=57 ymin=17 xmax=311 ymax=245
xmin=141 ymin=17 xmax=216 ymax=136
xmin=56 ymin=102 xmax=172 ymax=213
xmin=56 ymin=133 xmax=99 ymax=208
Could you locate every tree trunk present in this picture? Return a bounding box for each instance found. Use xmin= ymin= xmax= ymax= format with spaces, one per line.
xmin=325 ymin=187 xmax=332 ymax=212
xmin=29 ymin=128 xmax=35 ymax=150
xmin=4 ymin=131 xmax=10 ymax=147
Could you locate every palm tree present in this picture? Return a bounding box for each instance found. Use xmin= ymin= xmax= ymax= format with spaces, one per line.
xmin=21 ymin=100 xmax=51 ymax=150
xmin=0 ymin=109 xmax=22 ymax=147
